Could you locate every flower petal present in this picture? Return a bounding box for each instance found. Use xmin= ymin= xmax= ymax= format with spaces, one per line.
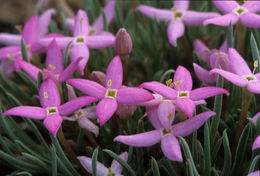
xmin=175 ymin=98 xmax=195 ymax=118
xmin=219 ymin=41 xmax=227 ymax=53
xmin=0 ymin=46 xmax=21 ymax=60
xmin=22 ymin=16 xmax=38 ymax=44
xmin=253 ymin=112 xmax=260 ymax=123
xmin=69 ymin=44 xmax=89 ymax=75
xmin=228 ymin=48 xmax=252 ymax=76
xmin=167 ymin=19 xmax=184 ymax=47
xmin=77 ymin=156 xmax=108 ymax=176
xmin=161 ymin=135 xmax=182 ymax=162
xmin=183 ymin=11 xmax=220 ymax=26
xmin=190 ymin=87 xmax=229 ymax=101
xmin=252 ymin=135 xmax=260 ymax=150
xmin=82 ymin=106 xmax=97 ymax=119
xmin=247 ymin=81 xmax=260 ymax=94
xmin=193 ymin=63 xmax=216 ymax=84
xmin=105 ymin=56 xmax=123 ymax=89
xmin=58 ymin=96 xmax=97 ymax=116
xmin=193 ymin=40 xmax=211 ymax=62
xmin=74 ymin=10 xmax=89 ymax=36
xmin=136 ymin=5 xmax=172 ymax=21
xmin=114 ymin=129 xmax=161 ymax=147
xmin=43 ymin=114 xmax=63 ymax=136
xmin=96 ymin=98 xmax=117 ymax=125
xmin=203 ymin=13 xmax=239 ymax=27
xmin=0 ymin=33 xmax=21 ymax=46
xmin=67 ymin=79 xmax=106 ymax=99
xmin=66 ymin=18 xmax=74 ymax=34
xmin=173 ymin=0 xmax=189 ymax=10
xmin=158 ymin=101 xmax=175 ymax=131
xmin=243 ymin=1 xmax=260 ymax=13
xmin=58 ymin=57 xmax=83 ymax=82
xmin=46 ymin=39 xmax=63 ymax=74
xmin=38 ymin=9 xmax=56 ymax=38
xmin=93 ymin=0 xmax=116 ymax=30
xmin=255 ymin=73 xmax=260 ymax=80
xmin=78 ymin=117 xmax=99 ymax=137
xmin=240 ymin=12 xmax=260 ymax=28
xmin=39 ymin=78 xmax=61 ymax=108
xmin=3 ymin=106 xmax=46 ymax=119
xmin=117 ymin=87 xmax=154 ymax=104
xmin=111 ymin=152 xmax=128 ymax=174
xmin=91 ymin=71 xmax=106 ymax=87
xmin=210 ymin=69 xmax=248 ymax=87
xmin=247 ymin=171 xmax=260 ymax=176
xmin=39 ymin=36 xmax=73 ymax=48
xmin=140 ymin=81 xmax=177 ymax=100
xmin=212 ymin=0 xmax=239 ymax=13
xmin=87 ymin=35 xmax=115 ymax=49
xmin=18 ymin=60 xmax=41 ymax=81
xmin=173 ymin=66 xmax=193 ymax=91
xmin=209 ymin=52 xmax=231 ymax=71
xmin=146 ymin=106 xmax=163 ymax=129
xmin=172 ymin=111 xmax=215 ymax=137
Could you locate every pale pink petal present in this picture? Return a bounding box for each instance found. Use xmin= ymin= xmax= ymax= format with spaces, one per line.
xmin=46 ymin=39 xmax=63 ymax=74
xmin=210 ymin=69 xmax=248 ymax=87
xmin=77 ymin=156 xmax=108 ymax=175
xmin=91 ymin=71 xmax=106 ymax=87
xmin=3 ymin=106 xmax=46 ymax=119
xmin=96 ymin=98 xmax=117 ymax=125
xmin=22 ymin=16 xmax=38 ymax=44
xmin=253 ymin=112 xmax=260 ymax=123
xmin=172 ymin=111 xmax=216 ymax=136
xmin=183 ymin=11 xmax=220 ymax=26
xmin=105 ymin=56 xmax=123 ymax=89
xmin=243 ymin=1 xmax=260 ymax=13
xmin=86 ymin=35 xmax=115 ymax=49
xmin=136 ymin=5 xmax=172 ymax=21
xmin=193 ymin=40 xmax=211 ymax=62
xmin=42 ymin=69 xmax=56 ymax=81
xmin=161 ymin=135 xmax=182 ymax=162
xmin=66 ymin=18 xmax=74 ymax=34
xmin=0 ymin=33 xmax=21 ymax=46
xmin=67 ymin=79 xmax=106 ymax=99
xmin=193 ymin=63 xmax=217 ymax=84
xmin=255 ymin=73 xmax=260 ymax=80
xmin=174 ymin=66 xmax=193 ymax=91
xmin=146 ymin=106 xmax=163 ymax=129
xmin=58 ymin=96 xmax=97 ymax=116
xmin=93 ymin=0 xmax=116 ymax=30
xmin=82 ymin=106 xmax=97 ymax=119
xmin=78 ymin=117 xmax=99 ymax=137
xmin=111 ymin=152 xmax=128 ymax=174
xmin=140 ymin=82 xmax=177 ymax=100
xmin=252 ymin=135 xmax=260 ymax=150
xmin=158 ymin=101 xmax=175 ymax=131
xmin=219 ymin=41 xmax=227 ymax=53
xmin=175 ymin=98 xmax=195 ymax=118
xmin=114 ymin=130 xmax=161 ymax=147
xmin=167 ymin=19 xmax=184 ymax=47
xmin=43 ymin=114 xmax=63 ymax=136
xmin=209 ymin=52 xmax=231 ymax=71
xmin=247 ymin=81 xmax=260 ymax=94
xmin=137 ymin=94 xmax=162 ymax=107
xmin=203 ymin=13 xmax=239 ymax=27
xmin=173 ymin=0 xmax=189 ymax=10
xmin=38 ymin=9 xmax=56 ymax=37
xmin=73 ymin=10 xmax=89 ymax=36
xmin=0 ymin=46 xmax=21 ymax=60
xmin=190 ymin=87 xmax=229 ymax=101
xmin=39 ymin=78 xmax=60 ymax=108
xmin=18 ymin=60 xmax=41 ymax=81
xmin=116 ymin=103 xmax=136 ymax=118
xmin=69 ymin=44 xmax=89 ymax=75
xmin=212 ymin=0 xmax=239 ymax=13
xmin=247 ymin=171 xmax=260 ymax=176
xmin=240 ymin=12 xmax=260 ymax=28
xmin=58 ymin=57 xmax=83 ymax=82
xmin=39 ymin=36 xmax=73 ymax=48
xmin=117 ymin=87 xmax=154 ymax=104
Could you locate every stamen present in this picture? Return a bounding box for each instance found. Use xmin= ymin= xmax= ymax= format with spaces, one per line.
xmin=80 ymin=17 xmax=84 ymax=24
xmin=244 ymin=75 xmax=256 ymax=82
xmin=44 ymin=92 xmax=48 ymax=99
xmin=166 ymin=79 xmax=173 ymax=88
xmin=7 ymin=54 xmax=13 ymax=61
xmin=244 ymin=0 xmax=248 ymax=2
xmin=75 ymin=109 xmax=84 ymax=120
xmin=108 ymin=168 xmax=115 ymax=176
xmin=253 ymin=60 xmax=258 ymax=74
xmin=89 ymin=29 xmax=96 ymax=36
xmin=167 ymin=113 xmax=172 ymax=120
xmin=49 ymin=64 xmax=56 ymax=70
xmin=174 ymin=80 xmax=182 ymax=86
xmin=15 ymin=25 xmax=22 ymax=33
xmin=105 ymin=89 xmax=117 ymax=99
xmin=171 ymin=7 xmax=177 ymax=12
xmin=107 ymin=79 xmax=112 ymax=87
xmin=47 ymin=107 xmax=58 ymax=115
xmin=178 ymin=91 xmax=189 ymax=98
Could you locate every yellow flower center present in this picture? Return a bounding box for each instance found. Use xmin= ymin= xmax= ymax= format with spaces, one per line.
xmin=49 ymin=64 xmax=56 ymax=70
xmin=47 ymin=107 xmax=58 ymax=115
xmin=178 ymin=91 xmax=189 ymax=98
xmin=105 ymin=89 xmax=117 ymax=99
xmin=233 ymin=6 xmax=248 ymax=16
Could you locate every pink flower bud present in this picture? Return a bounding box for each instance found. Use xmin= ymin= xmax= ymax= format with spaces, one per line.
xmin=115 ymin=28 xmax=132 ymax=56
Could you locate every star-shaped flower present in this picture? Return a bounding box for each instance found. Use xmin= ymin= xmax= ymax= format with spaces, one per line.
xmin=137 ymin=0 xmax=219 ymax=46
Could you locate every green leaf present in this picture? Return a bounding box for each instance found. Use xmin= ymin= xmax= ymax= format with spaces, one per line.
xmin=221 ymin=130 xmax=231 ymax=176
xmin=92 ymin=148 xmax=99 ymax=176
xmin=101 ymin=10 xmax=108 ymax=31
xmin=16 ymin=171 xmax=33 ymax=176
xmin=151 ymin=157 xmax=160 ymax=176
xmin=203 ymin=123 xmax=211 ymax=176
xmin=51 ymin=144 xmax=57 ymax=176
xmin=250 ymin=33 xmax=260 ymax=73
xmin=211 ymin=138 xmax=223 ymax=162
xmin=64 ymin=41 xmax=72 ymax=68
xmin=21 ymin=39 xmax=29 ymax=62
xmin=227 ymin=22 xmax=233 ymax=48
xmin=58 ymin=7 xmax=69 ymax=36
xmin=16 ymin=71 xmax=38 ymax=94
xmin=21 ymin=152 xmax=49 ymax=173
xmin=37 ymin=72 xmax=43 ymax=91
xmin=103 ymin=149 xmax=136 ymax=176
xmin=248 ymin=155 xmax=260 ymax=173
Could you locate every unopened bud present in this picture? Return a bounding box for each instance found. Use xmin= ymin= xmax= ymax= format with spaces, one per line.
xmin=115 ymin=28 xmax=132 ymax=56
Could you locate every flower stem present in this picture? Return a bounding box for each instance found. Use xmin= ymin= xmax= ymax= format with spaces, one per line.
xmin=121 ymin=55 xmax=129 ymax=86
xmin=231 ymin=87 xmax=252 ymax=155
xmin=181 ymin=35 xmax=192 ymax=67
xmin=236 ymin=21 xmax=245 ymax=55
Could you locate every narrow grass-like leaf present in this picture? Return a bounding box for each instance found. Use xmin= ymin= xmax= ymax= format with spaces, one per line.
xmin=103 ymin=149 xmax=136 ymax=176
xmin=221 ymin=130 xmax=231 ymax=176
xmin=248 ymin=155 xmax=260 ymax=173
xmin=151 ymin=157 xmax=160 ymax=176
xmin=22 ymin=152 xmax=50 ymax=173
xmin=160 ymin=159 xmax=177 ymax=176
xmin=64 ymin=41 xmax=72 ymax=68
xmin=227 ymin=22 xmax=233 ymax=48
xmin=212 ymin=168 xmax=220 ymax=176
xmin=250 ymin=33 xmax=260 ymax=73
xmin=37 ymin=71 xmax=43 ymax=91
xmin=211 ymin=138 xmax=223 ymax=162
xmin=92 ymin=148 xmax=98 ymax=176
xmin=101 ymin=10 xmax=108 ymax=31
xmin=203 ymin=123 xmax=211 ymax=176
xmin=16 ymin=171 xmax=33 ymax=176
xmin=187 ymin=159 xmax=194 ymax=176
xmin=21 ymin=39 xmax=29 ymax=62
xmin=51 ymin=144 xmax=57 ymax=176
xmin=58 ymin=7 xmax=69 ymax=36
xmin=56 ymin=156 xmax=74 ymax=176
xmin=17 ymin=71 xmax=38 ymax=94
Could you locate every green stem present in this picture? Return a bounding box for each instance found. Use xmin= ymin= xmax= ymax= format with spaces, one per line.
xmin=236 ymin=22 xmax=245 ymax=55
xmin=231 ymin=87 xmax=252 ymax=155
xmin=121 ymin=55 xmax=129 ymax=86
